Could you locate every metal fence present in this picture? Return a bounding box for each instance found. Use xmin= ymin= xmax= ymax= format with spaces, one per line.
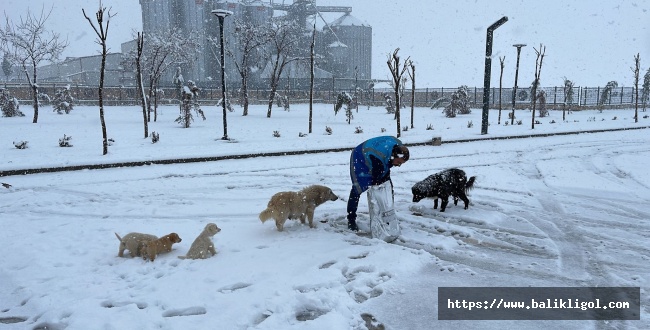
xmin=1 ymin=83 xmax=644 ymax=108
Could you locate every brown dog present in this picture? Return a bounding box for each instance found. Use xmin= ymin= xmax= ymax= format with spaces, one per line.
xmin=259 ymin=185 xmax=338 ymax=231
xmin=115 ymin=232 xmax=157 ymax=258
xmin=143 ymin=233 xmax=182 ymax=261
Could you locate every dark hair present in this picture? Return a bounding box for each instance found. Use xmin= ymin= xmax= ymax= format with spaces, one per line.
xmin=392 ymin=145 xmax=410 ymax=162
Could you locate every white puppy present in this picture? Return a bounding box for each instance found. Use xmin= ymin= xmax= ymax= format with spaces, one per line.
xmin=179 ymin=223 xmax=221 ymax=260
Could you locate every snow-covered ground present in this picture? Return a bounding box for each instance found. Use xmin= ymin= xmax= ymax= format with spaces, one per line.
xmin=1 ymin=103 xmax=649 ymax=329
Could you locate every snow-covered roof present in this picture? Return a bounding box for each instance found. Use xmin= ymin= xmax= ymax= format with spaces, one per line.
xmin=330 ymin=13 xmax=370 ymax=27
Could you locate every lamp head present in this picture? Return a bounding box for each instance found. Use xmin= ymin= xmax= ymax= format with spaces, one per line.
xmin=211 ymin=9 xmax=233 ymax=18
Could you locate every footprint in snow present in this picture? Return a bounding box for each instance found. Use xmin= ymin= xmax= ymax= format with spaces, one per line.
xmin=218 ymin=282 xmax=252 ymax=293
xmin=162 ymin=306 xmax=207 ymax=317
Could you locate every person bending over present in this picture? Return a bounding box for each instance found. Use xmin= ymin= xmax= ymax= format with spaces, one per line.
xmin=347 ymin=136 xmax=410 ymax=231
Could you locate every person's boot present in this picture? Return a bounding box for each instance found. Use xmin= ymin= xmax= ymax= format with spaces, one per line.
xmin=348 ymin=219 xmax=359 ymax=231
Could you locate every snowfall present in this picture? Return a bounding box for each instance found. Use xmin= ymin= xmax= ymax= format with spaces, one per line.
xmin=0 ymin=101 xmax=649 ymax=330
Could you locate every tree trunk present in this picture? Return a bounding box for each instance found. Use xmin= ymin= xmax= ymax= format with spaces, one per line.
xmin=30 ymin=62 xmax=39 ymax=123
xmin=498 ymin=57 xmax=504 ymax=124
xmin=136 ymin=33 xmax=148 ymax=138
xmin=153 ymin=78 xmax=159 ymax=122
xmin=266 ymin=82 xmax=277 ymax=118
xmin=410 ymin=65 xmax=415 ymax=129
xmin=309 ymin=25 xmax=315 ymax=134
xmin=267 ymin=60 xmax=282 ymax=118
xmin=99 ymin=44 xmax=108 ymax=155
xmin=147 ymin=77 xmax=155 ymax=122
xmin=394 ymin=87 xmax=401 ymax=137
xmin=634 ymin=53 xmax=640 ymax=123
xmin=242 ymin=72 xmax=249 ymax=116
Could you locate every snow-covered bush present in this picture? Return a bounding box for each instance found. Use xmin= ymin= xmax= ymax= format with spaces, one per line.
xmin=642 ymin=68 xmax=650 ymax=111
xmin=1 ymin=88 xmax=24 ymax=117
xmin=175 ymin=80 xmax=205 ymax=128
xmin=334 ymin=92 xmax=352 ymax=115
xmin=334 ymin=92 xmax=354 ymax=124
xmin=563 ymin=78 xmax=575 ymax=110
xmin=536 ymin=90 xmax=548 ymax=117
xmin=383 ymin=93 xmax=395 ymax=114
xmin=13 ymin=140 xmax=28 ymax=149
xmin=52 ymin=85 xmax=75 ymax=114
xmin=599 ymin=81 xmax=618 ymax=106
xmin=217 ymin=97 xmax=234 ymax=112
xmin=444 ymin=86 xmax=470 ymax=118
xmin=430 ymin=96 xmax=449 ymax=109
xmin=274 ymin=92 xmax=290 ymax=112
xmin=58 ymin=134 xmax=73 ymax=147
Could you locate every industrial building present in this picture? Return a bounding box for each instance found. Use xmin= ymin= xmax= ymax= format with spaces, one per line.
xmin=3 ymin=0 xmax=373 ymax=92
xmin=138 ymin=0 xmax=373 ymax=90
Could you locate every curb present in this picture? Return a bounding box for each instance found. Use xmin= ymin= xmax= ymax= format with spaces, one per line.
xmin=1 ymin=125 xmax=648 ymax=177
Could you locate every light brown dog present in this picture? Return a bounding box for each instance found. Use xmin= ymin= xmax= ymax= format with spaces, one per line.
xmin=179 ymin=223 xmax=221 ymax=260
xmin=115 ymin=232 xmax=157 ymax=258
xmin=259 ymin=184 xmax=338 ymax=231
xmin=143 ymin=233 xmax=182 ymax=262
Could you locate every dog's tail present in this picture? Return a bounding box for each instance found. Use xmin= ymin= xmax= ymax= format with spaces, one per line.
xmin=114 ymin=232 xmax=123 ymax=242
xmin=465 ymin=176 xmax=476 ymax=193
xmin=259 ymin=208 xmax=274 ymax=223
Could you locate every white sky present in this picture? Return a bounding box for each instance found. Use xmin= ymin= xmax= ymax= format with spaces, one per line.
xmin=2 ymin=0 xmax=650 ymax=87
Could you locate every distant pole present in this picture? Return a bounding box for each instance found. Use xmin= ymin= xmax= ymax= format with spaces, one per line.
xmin=511 ymin=44 xmax=526 ymax=125
xmin=481 ymin=16 xmax=508 ymax=135
xmin=212 ymin=9 xmax=232 ymax=140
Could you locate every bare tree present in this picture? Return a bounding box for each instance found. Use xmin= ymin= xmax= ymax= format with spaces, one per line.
xmin=531 ymin=44 xmax=545 ymax=129
xmin=308 ymin=24 xmax=315 ymax=134
xmin=136 ymin=32 xmax=148 ymax=138
xmin=265 ymin=18 xmax=304 ymax=118
xmin=1 ymin=7 xmax=67 ymax=123
xmin=407 ymin=62 xmax=415 ymax=129
xmin=387 ymin=48 xmax=410 ymax=138
xmin=143 ymin=28 xmax=199 ymax=122
xmin=83 ymin=4 xmax=114 ymax=155
xmin=225 ymin=19 xmax=270 ymax=116
xmin=498 ymin=56 xmax=505 ymax=124
xmin=631 ymin=53 xmax=640 ymax=123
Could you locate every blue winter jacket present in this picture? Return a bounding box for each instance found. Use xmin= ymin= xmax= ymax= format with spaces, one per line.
xmin=350 ymin=136 xmax=403 ymax=194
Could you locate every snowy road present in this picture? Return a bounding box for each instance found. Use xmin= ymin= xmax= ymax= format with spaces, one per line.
xmin=1 ymin=129 xmax=649 ymax=329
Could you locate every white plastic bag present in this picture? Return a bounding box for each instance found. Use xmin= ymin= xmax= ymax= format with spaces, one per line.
xmin=367 ymin=181 xmax=400 ymax=242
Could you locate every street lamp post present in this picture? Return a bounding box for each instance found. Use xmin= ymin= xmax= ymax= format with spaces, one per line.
xmin=212 ymin=9 xmax=232 ymax=140
xmin=480 ymin=16 xmax=508 ymax=135
xmin=511 ymin=44 xmax=526 ymax=126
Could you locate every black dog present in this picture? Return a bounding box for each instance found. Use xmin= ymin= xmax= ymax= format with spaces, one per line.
xmin=412 ymin=168 xmax=476 ymax=212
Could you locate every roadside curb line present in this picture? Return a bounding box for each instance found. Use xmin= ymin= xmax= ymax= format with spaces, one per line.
xmin=1 ymin=125 xmax=648 ymax=177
